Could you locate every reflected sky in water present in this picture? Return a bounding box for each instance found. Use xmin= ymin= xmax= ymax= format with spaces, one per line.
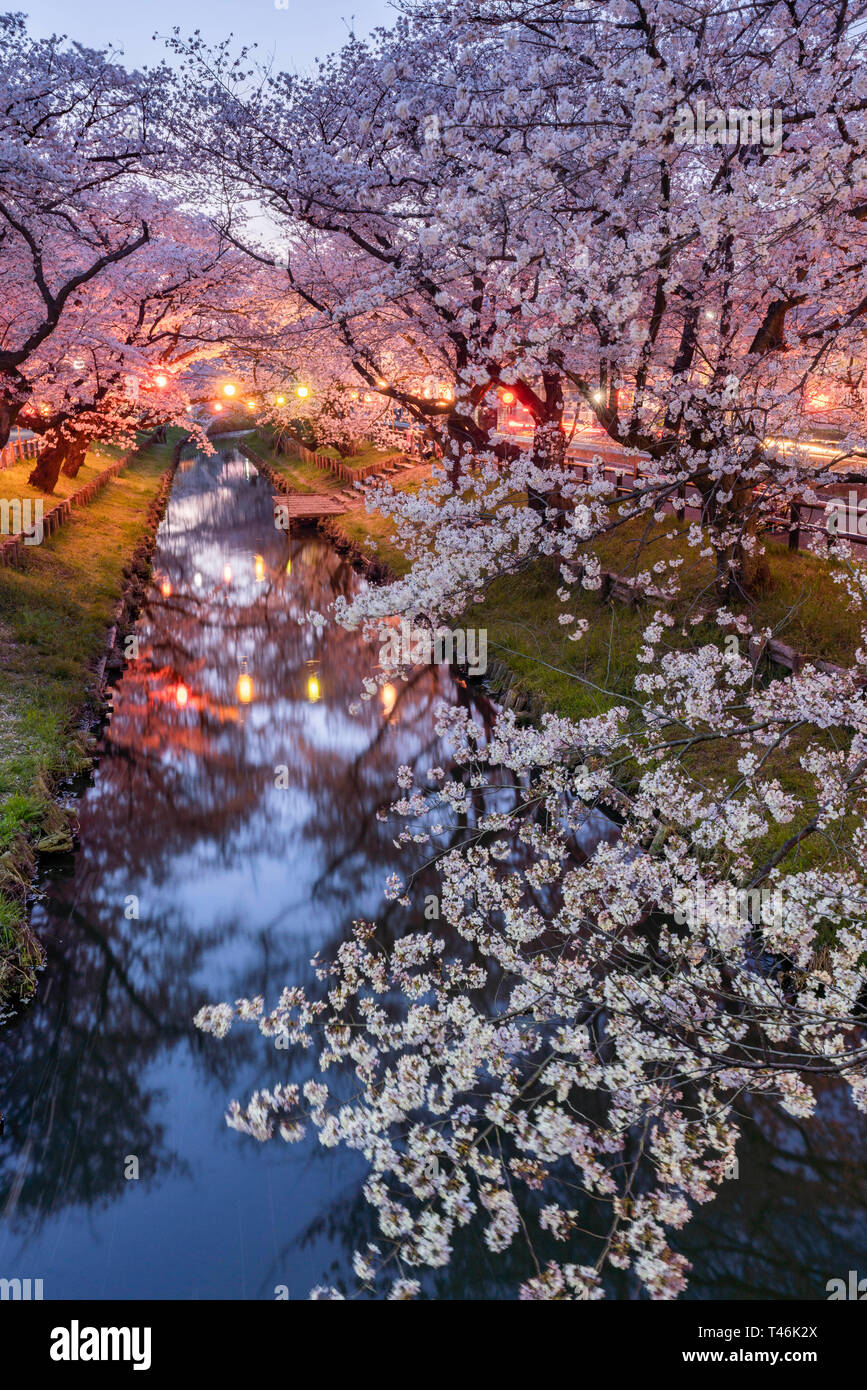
xmin=1 ymin=449 xmax=865 ymax=1300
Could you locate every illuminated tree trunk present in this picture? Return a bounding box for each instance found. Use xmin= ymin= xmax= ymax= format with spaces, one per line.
xmin=28 ymin=438 xmax=68 ymax=494
xmin=61 ymin=438 xmax=89 ymax=478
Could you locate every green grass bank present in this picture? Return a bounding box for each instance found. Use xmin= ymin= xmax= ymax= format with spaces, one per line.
xmin=0 ymin=434 xmax=180 ymax=1015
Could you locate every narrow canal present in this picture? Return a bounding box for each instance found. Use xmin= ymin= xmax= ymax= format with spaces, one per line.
xmin=1 ymin=448 xmax=865 ymax=1299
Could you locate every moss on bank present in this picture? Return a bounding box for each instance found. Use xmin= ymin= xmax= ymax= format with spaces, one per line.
xmin=0 ymin=435 xmax=180 ymax=1015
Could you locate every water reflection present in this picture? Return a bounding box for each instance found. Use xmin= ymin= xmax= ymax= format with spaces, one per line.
xmin=0 ymin=451 xmax=492 ymax=1298
xmin=0 ymin=449 xmax=862 ymax=1300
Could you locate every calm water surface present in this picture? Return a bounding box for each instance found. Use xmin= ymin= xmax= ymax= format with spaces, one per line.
xmin=0 ymin=450 xmax=864 ymax=1299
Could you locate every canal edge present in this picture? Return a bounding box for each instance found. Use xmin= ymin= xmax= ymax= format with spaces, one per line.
xmin=0 ymin=432 xmax=189 ymax=1027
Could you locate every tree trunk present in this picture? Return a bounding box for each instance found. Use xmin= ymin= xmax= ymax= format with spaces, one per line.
xmin=0 ymin=395 xmax=22 ymax=452
xmin=61 ymin=438 xmax=88 ymax=478
xmin=28 ymin=439 xmax=68 ymax=493
xmin=714 ymin=477 xmax=772 ymax=598
xmin=529 ymin=414 xmax=568 ymax=527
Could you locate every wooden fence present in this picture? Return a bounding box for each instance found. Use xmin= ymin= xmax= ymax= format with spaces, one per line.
xmin=0 ymin=434 xmax=38 ymax=470
xmin=562 ymin=449 xmax=867 ymax=550
xmin=275 ymin=431 xmax=418 ymax=482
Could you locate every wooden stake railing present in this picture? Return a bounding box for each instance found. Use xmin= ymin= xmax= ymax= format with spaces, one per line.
xmin=0 ymin=435 xmax=38 ymax=470
xmin=0 ymin=432 xmax=164 ymax=569
xmin=274 ymin=430 xmax=416 ymax=482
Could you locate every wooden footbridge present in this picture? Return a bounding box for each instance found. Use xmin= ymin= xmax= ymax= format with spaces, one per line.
xmin=273 ymin=492 xmax=348 ymax=531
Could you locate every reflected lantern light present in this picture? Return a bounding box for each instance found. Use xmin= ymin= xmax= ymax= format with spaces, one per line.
xmin=307 ymin=673 xmax=321 ymax=703
xmin=237 ymin=657 xmax=253 ymax=705
xmin=175 ymin=683 xmax=189 ymax=708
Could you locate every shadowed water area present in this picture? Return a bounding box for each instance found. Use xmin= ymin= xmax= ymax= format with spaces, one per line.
xmin=0 ymin=449 xmax=864 ymax=1300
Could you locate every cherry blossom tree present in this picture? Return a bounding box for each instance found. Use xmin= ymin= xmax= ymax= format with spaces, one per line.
xmin=17 ymin=206 xmax=264 ymax=491
xmin=0 ymin=14 xmax=176 ymax=451
xmin=171 ymin=0 xmax=867 ymax=589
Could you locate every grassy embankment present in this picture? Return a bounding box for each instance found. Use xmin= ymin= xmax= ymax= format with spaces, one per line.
xmin=474 ymin=515 xmax=864 ymax=873
xmin=254 ymin=425 xmax=857 ymax=695
xmin=0 ymin=435 xmax=180 ymax=1011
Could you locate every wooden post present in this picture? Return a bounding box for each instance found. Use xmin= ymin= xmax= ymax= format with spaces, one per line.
xmin=788 ymin=502 xmax=800 ymax=550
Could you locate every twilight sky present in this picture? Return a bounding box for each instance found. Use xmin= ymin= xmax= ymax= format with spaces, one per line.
xmin=19 ymin=0 xmax=397 ymax=74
